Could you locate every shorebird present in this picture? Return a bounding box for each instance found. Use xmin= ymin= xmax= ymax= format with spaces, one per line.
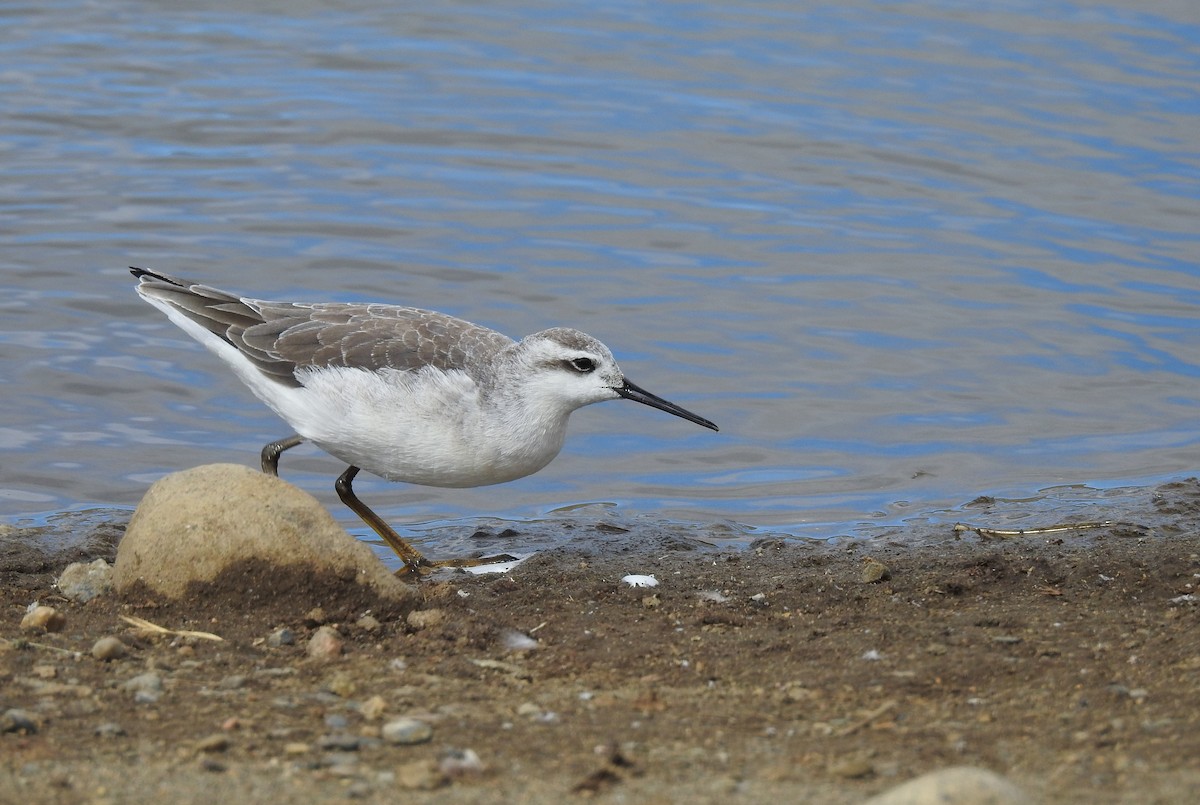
xmin=130 ymin=267 xmax=718 ymax=573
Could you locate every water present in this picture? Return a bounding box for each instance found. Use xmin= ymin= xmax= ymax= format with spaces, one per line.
xmin=2 ymin=0 xmax=1198 ymax=554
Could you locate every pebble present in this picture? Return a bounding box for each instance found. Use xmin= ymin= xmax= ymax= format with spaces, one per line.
xmin=317 ymin=733 xmax=362 ymax=752
xmin=94 ymin=722 xmax=126 ymax=739
xmin=830 ymin=756 xmax=876 ymax=779
xmin=122 ymin=672 xmax=163 ymax=703
xmin=195 ymin=734 xmax=230 ymax=753
xmin=406 ymin=608 xmax=446 ymax=631
xmin=1 ymin=709 xmax=38 ymax=734
xmin=266 ymin=627 xmax=295 ymax=647
xmin=381 ymin=717 xmax=433 ymax=745
xmin=216 ymin=674 xmax=247 ymax=690
xmin=359 ymin=695 xmax=387 ymax=721
xmin=20 ymin=605 xmax=66 ymax=633
xmin=91 ymin=636 xmax=128 ymax=662
xmin=861 ymin=557 xmax=891 ymax=584
xmin=306 ymin=626 xmax=344 ymax=660
xmin=355 ymin=614 xmax=382 ymax=632
xmin=56 ymin=558 xmax=114 ymax=603
xmin=440 ymin=748 xmax=486 ymax=778
xmin=396 ymin=759 xmax=446 ymax=790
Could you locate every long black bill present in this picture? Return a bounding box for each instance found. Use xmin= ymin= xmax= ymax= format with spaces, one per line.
xmin=616 ymin=379 xmax=719 ymax=432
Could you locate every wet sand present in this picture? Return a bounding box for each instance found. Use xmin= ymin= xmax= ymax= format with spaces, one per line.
xmin=2 ymin=479 xmax=1200 ymax=803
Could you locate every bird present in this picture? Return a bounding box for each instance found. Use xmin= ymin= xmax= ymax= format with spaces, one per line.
xmin=129 ymin=267 xmax=718 ymax=574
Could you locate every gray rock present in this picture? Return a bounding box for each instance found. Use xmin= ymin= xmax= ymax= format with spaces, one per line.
xmin=1 ymin=709 xmax=38 ymax=734
xmin=267 ymin=627 xmax=296 ymax=647
xmin=317 ymin=733 xmax=362 ymax=751
xmin=381 ymin=717 xmax=433 ymax=745
xmin=863 ymin=766 xmax=1033 ymax=805
xmin=113 ymin=464 xmax=417 ymax=607
xmin=57 ymin=558 xmax=114 ymax=603
xmin=122 ymin=672 xmax=163 ymax=698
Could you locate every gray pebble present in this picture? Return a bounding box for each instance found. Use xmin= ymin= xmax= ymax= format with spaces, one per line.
xmin=266 ymin=627 xmax=295 ymax=647
xmin=324 ymin=713 xmax=349 ymax=730
xmin=216 ymin=674 xmax=247 ymax=690
xmin=122 ymin=672 xmax=163 ymax=693
xmin=57 ymin=558 xmax=114 ymax=603
xmin=318 ymin=733 xmax=362 ymax=752
xmin=94 ymin=722 xmax=126 ymax=738
xmin=382 ymin=717 xmax=433 ymax=745
xmin=1 ymin=709 xmax=38 ymax=734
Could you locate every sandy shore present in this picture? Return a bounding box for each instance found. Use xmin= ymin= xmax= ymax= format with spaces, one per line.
xmin=2 ymin=478 xmax=1200 ymax=803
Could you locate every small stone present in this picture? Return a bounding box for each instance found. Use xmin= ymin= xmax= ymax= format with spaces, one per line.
xmin=396 ymin=759 xmax=446 ymax=790
xmin=195 ymin=734 xmax=230 ymax=753
xmin=21 ymin=605 xmax=66 ymax=633
xmin=305 ymin=607 xmax=327 ymax=626
xmin=382 ymin=717 xmax=433 ymax=745
xmin=122 ymin=672 xmax=163 ymax=700
xmin=355 ymin=614 xmax=382 ymax=632
xmin=94 ymin=722 xmax=126 ymax=738
xmin=57 ymin=558 xmax=114 ymax=603
xmin=324 ymin=671 xmax=357 ymax=697
xmin=359 ymin=695 xmax=387 ymax=721
xmin=1 ymin=709 xmax=38 ymax=734
xmin=92 ymin=636 xmax=128 ymax=662
xmin=32 ymin=664 xmax=57 ymax=679
xmin=267 ymin=627 xmax=296 ymax=647
xmin=307 ymin=625 xmax=344 ymax=660
xmin=861 ymin=557 xmax=890 ymax=584
xmin=440 ymin=748 xmax=486 ymax=778
xmin=216 ymin=674 xmax=246 ymax=690
xmin=284 ymin=742 xmax=310 ymax=755
xmin=317 ymin=733 xmax=361 ymax=751
xmin=830 ymin=757 xmax=875 ymax=779
xmin=406 ymin=608 xmax=446 ymax=631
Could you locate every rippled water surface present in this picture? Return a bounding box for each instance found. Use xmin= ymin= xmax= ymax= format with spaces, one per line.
xmin=2 ymin=0 xmax=1198 ymax=551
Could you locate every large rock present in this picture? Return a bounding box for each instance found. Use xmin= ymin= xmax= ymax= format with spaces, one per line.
xmin=864 ymin=766 xmax=1032 ymax=805
xmin=115 ymin=464 xmax=416 ymax=608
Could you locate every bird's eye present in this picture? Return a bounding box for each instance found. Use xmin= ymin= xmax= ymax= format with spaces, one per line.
xmin=568 ymin=357 xmax=596 ymax=373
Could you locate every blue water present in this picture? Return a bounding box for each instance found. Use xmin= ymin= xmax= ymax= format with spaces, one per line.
xmin=1 ymin=0 xmax=1198 ymax=555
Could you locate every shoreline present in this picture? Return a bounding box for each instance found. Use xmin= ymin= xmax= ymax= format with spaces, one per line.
xmin=2 ymin=478 xmax=1199 ymax=802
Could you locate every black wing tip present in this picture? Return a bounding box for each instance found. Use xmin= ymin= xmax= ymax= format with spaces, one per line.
xmin=130 ymin=266 xmax=187 ymax=287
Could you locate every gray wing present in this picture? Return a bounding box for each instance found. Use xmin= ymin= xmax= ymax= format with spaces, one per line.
xmin=131 ymin=268 xmax=514 ymax=388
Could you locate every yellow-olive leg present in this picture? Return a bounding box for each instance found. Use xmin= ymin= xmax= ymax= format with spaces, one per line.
xmin=261 ymin=434 xmax=305 ymax=476
xmin=336 ymin=466 xmax=519 ymax=577
xmin=335 ymin=465 xmax=431 ymax=574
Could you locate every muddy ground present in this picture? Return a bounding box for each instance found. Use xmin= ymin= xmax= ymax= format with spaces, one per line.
xmin=2 ymin=479 xmax=1200 ymax=804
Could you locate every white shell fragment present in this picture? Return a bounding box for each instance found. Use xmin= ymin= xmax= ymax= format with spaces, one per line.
xmin=460 ymin=555 xmax=531 ymax=575
xmin=622 ymin=574 xmax=658 ymax=588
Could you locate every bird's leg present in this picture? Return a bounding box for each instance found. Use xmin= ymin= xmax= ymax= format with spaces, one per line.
xmin=261 ymin=434 xmax=305 ymax=476
xmin=335 ymin=466 xmax=520 ymax=578
xmin=335 ymin=466 xmax=431 ymax=574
